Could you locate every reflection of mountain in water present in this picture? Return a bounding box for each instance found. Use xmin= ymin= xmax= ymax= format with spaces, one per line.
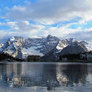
xmin=0 ymin=63 xmax=88 ymax=90
xmin=56 ymin=64 xmax=88 ymax=87
xmin=42 ymin=64 xmax=59 ymax=90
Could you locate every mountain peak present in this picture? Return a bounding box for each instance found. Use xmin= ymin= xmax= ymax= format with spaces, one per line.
xmin=0 ymin=36 xmax=91 ymax=59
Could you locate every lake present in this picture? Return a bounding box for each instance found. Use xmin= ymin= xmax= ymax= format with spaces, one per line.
xmin=0 ymin=62 xmax=92 ymax=92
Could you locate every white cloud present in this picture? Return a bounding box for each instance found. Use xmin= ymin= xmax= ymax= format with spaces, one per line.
xmin=5 ymin=21 xmax=45 ymax=38
xmin=0 ymin=30 xmax=11 ymax=41
xmin=0 ymin=0 xmax=92 ymax=40
xmin=7 ymin=20 xmax=44 ymax=31
xmin=5 ymin=0 xmax=92 ymax=24
xmin=40 ymin=25 xmax=81 ymax=37
xmin=68 ymin=31 xmax=92 ymax=41
xmin=39 ymin=22 xmax=92 ymax=39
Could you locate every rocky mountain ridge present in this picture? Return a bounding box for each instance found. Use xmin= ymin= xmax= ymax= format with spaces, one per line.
xmin=0 ymin=35 xmax=91 ymax=60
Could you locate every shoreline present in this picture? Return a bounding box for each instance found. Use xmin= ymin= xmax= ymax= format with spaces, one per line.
xmin=0 ymin=61 xmax=92 ymax=64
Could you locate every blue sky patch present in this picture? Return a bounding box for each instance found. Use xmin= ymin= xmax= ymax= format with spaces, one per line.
xmin=0 ymin=25 xmax=10 ymax=30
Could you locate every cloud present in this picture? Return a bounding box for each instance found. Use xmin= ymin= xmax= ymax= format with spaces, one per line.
xmin=0 ymin=20 xmax=45 ymax=39
xmin=5 ymin=21 xmax=45 ymax=38
xmin=5 ymin=0 xmax=92 ymax=24
xmin=68 ymin=30 xmax=92 ymax=41
xmin=0 ymin=0 xmax=92 ymax=40
xmin=40 ymin=24 xmax=81 ymax=37
xmin=0 ymin=30 xmax=11 ymax=42
xmin=0 ymin=18 xmax=92 ymax=40
xmin=38 ymin=22 xmax=92 ymax=40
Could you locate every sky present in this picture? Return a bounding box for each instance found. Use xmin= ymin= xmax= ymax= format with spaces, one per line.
xmin=0 ymin=0 xmax=92 ymax=41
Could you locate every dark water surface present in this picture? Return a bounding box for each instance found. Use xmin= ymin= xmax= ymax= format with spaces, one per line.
xmin=0 ymin=62 xmax=92 ymax=92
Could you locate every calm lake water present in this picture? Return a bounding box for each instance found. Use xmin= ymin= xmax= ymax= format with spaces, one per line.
xmin=0 ymin=62 xmax=92 ymax=92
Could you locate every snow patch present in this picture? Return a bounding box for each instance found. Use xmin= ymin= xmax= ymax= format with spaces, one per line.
xmin=85 ymin=41 xmax=92 ymax=51
xmin=22 ymin=46 xmax=44 ymax=58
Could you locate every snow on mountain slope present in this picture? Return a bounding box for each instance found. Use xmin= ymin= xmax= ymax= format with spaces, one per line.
xmin=56 ymin=39 xmax=68 ymax=51
xmin=22 ymin=35 xmax=59 ymax=58
xmin=56 ymin=38 xmax=79 ymax=53
xmin=0 ymin=35 xmax=59 ymax=59
xmin=84 ymin=41 xmax=92 ymax=51
xmin=22 ymin=40 xmax=44 ymax=58
xmin=60 ymin=41 xmax=88 ymax=55
xmin=0 ymin=36 xmax=25 ymax=58
xmin=0 ymin=44 xmax=3 ymax=48
xmin=42 ymin=39 xmax=89 ymax=62
xmin=0 ymin=35 xmax=91 ymax=59
xmin=22 ymin=46 xmax=44 ymax=58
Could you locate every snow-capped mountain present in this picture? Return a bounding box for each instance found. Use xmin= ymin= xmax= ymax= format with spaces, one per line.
xmin=84 ymin=41 xmax=92 ymax=51
xmin=41 ymin=38 xmax=89 ymax=61
xmin=0 ymin=44 xmax=3 ymax=48
xmin=55 ymin=38 xmax=89 ymax=53
xmin=0 ymin=36 xmax=25 ymax=58
xmin=0 ymin=35 xmax=91 ymax=59
xmin=0 ymin=35 xmax=59 ymax=59
xmin=22 ymin=35 xmax=59 ymax=58
xmin=56 ymin=38 xmax=77 ymax=52
xmin=60 ymin=41 xmax=88 ymax=56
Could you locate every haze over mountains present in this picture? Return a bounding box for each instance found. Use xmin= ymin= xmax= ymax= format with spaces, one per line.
xmin=0 ymin=35 xmax=91 ymax=59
